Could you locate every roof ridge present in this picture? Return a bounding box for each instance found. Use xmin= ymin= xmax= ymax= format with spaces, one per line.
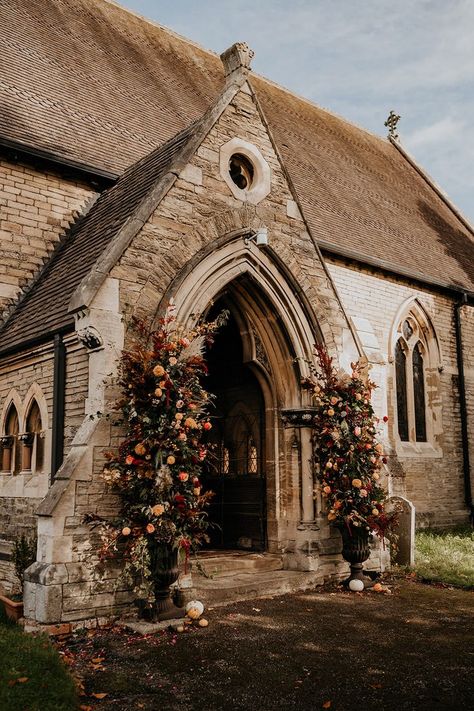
xmin=102 ymin=0 xmax=220 ymax=58
xmin=252 ymin=74 xmax=390 ymax=147
xmin=104 ymin=0 xmax=387 ymax=147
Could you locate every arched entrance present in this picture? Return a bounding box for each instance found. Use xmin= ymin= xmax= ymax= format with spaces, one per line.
xmin=159 ymin=233 xmax=325 ymax=557
xmin=204 ymin=299 xmax=266 ymax=550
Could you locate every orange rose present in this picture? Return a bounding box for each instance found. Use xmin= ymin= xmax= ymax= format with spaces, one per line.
xmin=327 ymin=511 xmax=337 ymax=521
xmin=184 ymin=417 xmax=198 ymax=429
xmin=167 ymin=455 xmax=176 ymax=465
xmin=146 ymin=523 xmax=155 ymax=534
xmin=125 ymin=455 xmax=134 ymax=465
xmin=122 ymin=527 xmax=131 ymax=536
xmin=323 ymin=485 xmax=331 ymax=495
xmin=134 ymin=442 xmax=146 ymax=456
xmin=154 ymin=387 xmax=163 ymax=397
xmin=334 ymin=500 xmax=342 ymax=510
xmin=178 ymin=472 xmax=189 ymax=482
xmin=203 ymin=422 xmax=212 ymax=431
xmin=153 ymin=364 xmax=165 ymax=377
xmin=151 ymin=504 xmax=165 ymax=516
xmin=193 ymin=487 xmax=201 ymax=496
xmin=327 ymin=409 xmax=335 ymax=417
xmin=352 ymin=478 xmax=362 ymax=488
xmin=175 ymin=413 xmax=184 ymax=421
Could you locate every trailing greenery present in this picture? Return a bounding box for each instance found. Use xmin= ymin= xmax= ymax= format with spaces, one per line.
xmin=414 ymin=526 xmax=474 ymax=589
xmin=12 ymin=532 xmax=37 ymax=594
xmin=0 ymin=613 xmax=78 ymax=711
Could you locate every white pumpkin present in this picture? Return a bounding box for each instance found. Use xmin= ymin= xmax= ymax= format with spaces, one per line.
xmin=348 ymin=578 xmax=365 ymax=592
xmin=185 ymin=599 xmax=204 ymax=619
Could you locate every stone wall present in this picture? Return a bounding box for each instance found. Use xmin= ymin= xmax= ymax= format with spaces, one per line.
xmin=325 ymin=255 xmax=470 ymax=527
xmin=0 ymin=157 xmax=96 ymax=313
xmin=0 ymin=336 xmax=89 ymax=589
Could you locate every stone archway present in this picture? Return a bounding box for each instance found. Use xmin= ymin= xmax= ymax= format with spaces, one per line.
xmin=159 ymin=235 xmax=322 ymax=557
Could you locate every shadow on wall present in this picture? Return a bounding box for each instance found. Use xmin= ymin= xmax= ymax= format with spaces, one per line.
xmin=417 ymin=200 xmax=474 ymax=288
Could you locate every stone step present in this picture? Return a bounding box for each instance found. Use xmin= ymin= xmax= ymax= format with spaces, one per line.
xmin=194 ymin=569 xmax=325 ymax=607
xmin=195 ymin=552 xmax=283 ymax=577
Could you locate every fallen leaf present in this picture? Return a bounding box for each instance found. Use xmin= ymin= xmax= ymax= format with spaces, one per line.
xmin=17 ymin=677 xmax=29 ymax=683
xmin=80 ymin=706 xmax=93 ymax=711
xmin=92 ymin=692 xmax=108 ymax=699
xmin=322 ymin=702 xmax=332 ymax=709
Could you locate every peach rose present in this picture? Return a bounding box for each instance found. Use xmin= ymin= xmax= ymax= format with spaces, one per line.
xmin=151 ymin=504 xmax=165 ymax=516
xmin=146 ymin=523 xmax=155 ymax=534
xmin=184 ymin=417 xmax=198 ymax=429
xmin=330 ymin=396 xmax=339 ymax=405
xmin=122 ymin=527 xmax=131 ymax=536
xmin=323 ymin=485 xmax=331 ymax=495
xmin=125 ymin=454 xmax=134 ymax=465
xmin=327 ymin=409 xmax=335 ymax=417
xmin=372 ymin=508 xmax=379 ymax=516
xmin=153 ymin=364 xmax=165 ymax=377
xmin=169 ymin=357 xmax=178 ymax=366
xmin=134 ymin=442 xmax=146 ymax=456
xmin=175 ymin=413 xmax=184 ymax=421
xmin=179 ymin=472 xmax=189 ymax=482
xmin=354 ymin=427 xmax=361 ymax=436
xmin=327 ymin=511 xmax=337 ymax=521
xmin=167 ymin=455 xmax=176 ymax=465
xmin=352 ymin=478 xmax=362 ymax=488
xmin=193 ymin=487 xmax=201 ymax=496
xmin=360 ymin=489 xmax=368 ymax=497
xmin=154 ymin=387 xmax=163 ymax=397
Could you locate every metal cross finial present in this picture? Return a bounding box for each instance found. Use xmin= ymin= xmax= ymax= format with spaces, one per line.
xmin=385 ymin=110 xmax=401 ymax=140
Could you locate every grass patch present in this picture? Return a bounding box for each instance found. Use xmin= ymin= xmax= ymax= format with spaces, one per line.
xmin=415 ymin=526 xmax=474 ymax=588
xmin=0 ymin=608 xmax=78 ymax=711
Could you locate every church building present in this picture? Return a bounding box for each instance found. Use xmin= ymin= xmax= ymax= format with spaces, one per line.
xmin=0 ymin=0 xmax=473 ymax=629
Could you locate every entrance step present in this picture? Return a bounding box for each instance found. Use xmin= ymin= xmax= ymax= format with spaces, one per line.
xmin=193 ymin=568 xmax=324 ymax=607
xmin=195 ymin=551 xmax=283 ymax=577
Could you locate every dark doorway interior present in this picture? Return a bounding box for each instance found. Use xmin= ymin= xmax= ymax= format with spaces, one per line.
xmin=203 ymin=303 xmax=266 ymax=550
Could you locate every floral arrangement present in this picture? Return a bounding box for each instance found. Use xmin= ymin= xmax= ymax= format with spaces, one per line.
xmin=302 ymin=345 xmax=398 ymax=539
xmin=89 ymin=302 xmax=225 ymax=597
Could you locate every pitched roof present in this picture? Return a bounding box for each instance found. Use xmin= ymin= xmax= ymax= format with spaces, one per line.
xmin=1 ymin=0 xmax=473 ymax=353
xmin=0 ymin=72 xmax=247 ymax=354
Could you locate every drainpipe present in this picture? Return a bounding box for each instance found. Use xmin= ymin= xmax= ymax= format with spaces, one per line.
xmin=454 ymin=294 xmax=473 ymax=524
xmin=51 ymin=333 xmax=66 ymax=480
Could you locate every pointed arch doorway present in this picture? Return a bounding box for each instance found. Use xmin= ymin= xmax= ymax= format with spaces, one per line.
xmin=204 ymin=297 xmax=266 ymax=550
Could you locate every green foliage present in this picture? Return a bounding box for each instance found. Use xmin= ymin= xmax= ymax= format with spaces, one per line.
xmin=303 ymin=345 xmax=398 ymax=538
xmin=415 ymin=526 xmax=474 ymax=588
xmin=0 ymin=622 xmax=78 ymax=711
xmin=12 ymin=533 xmax=37 ymax=594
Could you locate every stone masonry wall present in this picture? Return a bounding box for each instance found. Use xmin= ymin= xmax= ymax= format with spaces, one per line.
xmin=0 ymin=336 xmax=89 ymax=590
xmin=325 ymin=255 xmax=470 ymax=527
xmin=0 ymin=157 xmax=96 ymax=313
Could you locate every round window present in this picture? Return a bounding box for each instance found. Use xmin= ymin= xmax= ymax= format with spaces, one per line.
xmin=229 ymin=154 xmax=254 ymax=190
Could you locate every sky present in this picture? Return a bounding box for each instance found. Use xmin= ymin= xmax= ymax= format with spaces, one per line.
xmin=121 ymin=0 xmax=474 ymax=224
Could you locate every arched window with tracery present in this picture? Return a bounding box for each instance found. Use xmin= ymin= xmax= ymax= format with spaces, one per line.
xmin=21 ymin=400 xmax=44 ymax=473
xmin=1 ymin=404 xmax=20 ymax=473
xmin=393 ymin=305 xmax=440 ymax=447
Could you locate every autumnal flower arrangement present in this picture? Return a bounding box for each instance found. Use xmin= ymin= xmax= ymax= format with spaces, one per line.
xmin=302 ymin=345 xmax=398 ymax=540
xmin=90 ymin=303 xmax=224 ymax=597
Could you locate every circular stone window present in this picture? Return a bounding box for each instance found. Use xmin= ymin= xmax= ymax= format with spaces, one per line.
xmin=220 ymin=137 xmax=271 ymax=205
xmin=229 ymin=154 xmax=254 ymax=190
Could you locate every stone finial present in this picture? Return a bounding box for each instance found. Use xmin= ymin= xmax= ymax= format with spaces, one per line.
xmin=220 ymin=42 xmax=255 ymax=80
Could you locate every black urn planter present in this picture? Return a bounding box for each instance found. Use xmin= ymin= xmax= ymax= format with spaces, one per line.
xmin=339 ymin=526 xmax=375 ymax=588
xmin=144 ymin=544 xmax=185 ymax=622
